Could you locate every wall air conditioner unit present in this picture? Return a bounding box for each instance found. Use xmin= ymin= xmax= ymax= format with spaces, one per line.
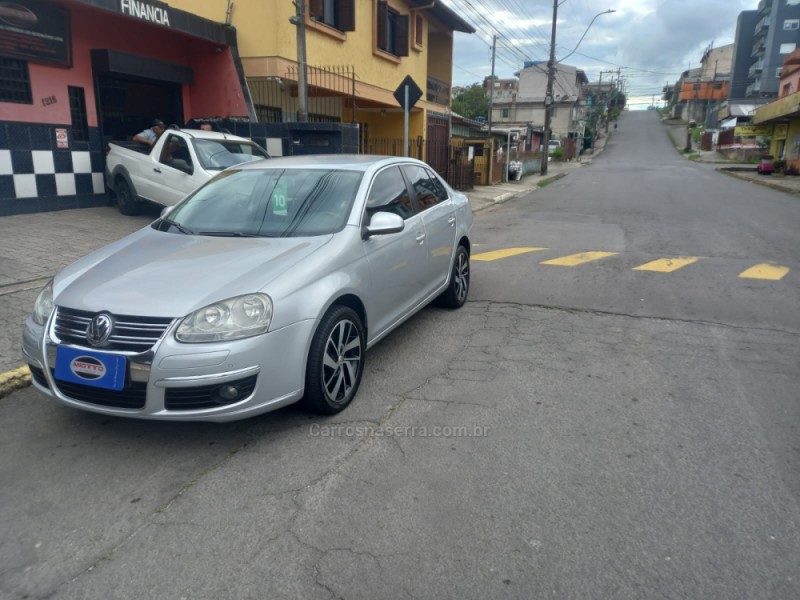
xmin=776 ymin=67 xmax=783 ymax=78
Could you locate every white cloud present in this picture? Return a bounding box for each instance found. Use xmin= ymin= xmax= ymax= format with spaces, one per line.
xmin=450 ymin=0 xmax=756 ymax=103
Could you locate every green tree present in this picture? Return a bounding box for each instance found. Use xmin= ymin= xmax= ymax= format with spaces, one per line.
xmin=452 ymin=83 xmax=489 ymax=121
xmin=608 ymin=91 xmax=627 ymax=110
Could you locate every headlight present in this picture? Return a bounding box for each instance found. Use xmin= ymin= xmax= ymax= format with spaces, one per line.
xmin=32 ymin=280 xmax=54 ymax=325
xmin=176 ymin=293 xmax=273 ymax=343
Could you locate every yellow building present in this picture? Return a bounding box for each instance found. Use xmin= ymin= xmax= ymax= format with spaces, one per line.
xmin=167 ymin=0 xmax=474 ymax=169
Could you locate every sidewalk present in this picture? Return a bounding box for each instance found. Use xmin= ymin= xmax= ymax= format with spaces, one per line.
xmin=662 ymin=119 xmax=800 ymax=196
xmin=0 ymin=144 xmax=604 ymax=392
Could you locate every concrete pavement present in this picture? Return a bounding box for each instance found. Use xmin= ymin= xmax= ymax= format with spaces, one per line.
xmin=5 ymin=123 xmax=800 ymax=394
xmin=0 ymin=150 xmax=597 ymax=394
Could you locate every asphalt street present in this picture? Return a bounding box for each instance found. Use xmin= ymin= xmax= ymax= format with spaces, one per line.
xmin=1 ymin=111 xmax=799 ymax=599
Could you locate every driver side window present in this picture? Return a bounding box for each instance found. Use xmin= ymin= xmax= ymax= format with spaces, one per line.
xmin=365 ymin=166 xmax=414 ymax=220
xmin=160 ymin=135 xmax=193 ymax=173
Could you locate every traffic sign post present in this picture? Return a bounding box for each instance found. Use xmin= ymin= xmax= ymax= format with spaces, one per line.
xmin=394 ymin=76 xmax=423 ymax=158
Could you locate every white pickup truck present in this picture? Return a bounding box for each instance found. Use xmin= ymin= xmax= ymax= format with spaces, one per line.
xmin=105 ymin=128 xmax=270 ymax=215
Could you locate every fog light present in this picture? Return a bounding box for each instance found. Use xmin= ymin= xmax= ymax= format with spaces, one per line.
xmin=218 ymin=385 xmax=240 ymax=401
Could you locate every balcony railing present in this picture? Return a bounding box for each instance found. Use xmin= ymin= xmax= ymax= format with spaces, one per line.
xmin=754 ymin=17 xmax=770 ymax=38
xmin=748 ymin=61 xmax=764 ymax=78
xmin=751 ymin=40 xmax=766 ymax=57
xmin=746 ymin=80 xmax=762 ymax=96
xmin=427 ymin=77 xmax=451 ymax=106
xmin=758 ymin=0 xmax=771 ymax=15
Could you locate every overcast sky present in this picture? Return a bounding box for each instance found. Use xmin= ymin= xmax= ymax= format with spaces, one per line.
xmin=447 ymin=0 xmax=756 ymax=108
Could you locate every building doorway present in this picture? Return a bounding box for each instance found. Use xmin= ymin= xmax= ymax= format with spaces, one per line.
xmin=95 ymin=75 xmax=183 ymax=144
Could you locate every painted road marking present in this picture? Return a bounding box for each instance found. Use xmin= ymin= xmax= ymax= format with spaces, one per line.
xmin=472 ymin=247 xmax=548 ymax=262
xmin=633 ymin=257 xmax=700 ymax=273
xmin=738 ymin=263 xmax=790 ymax=280
xmin=541 ymin=251 xmax=618 ymax=266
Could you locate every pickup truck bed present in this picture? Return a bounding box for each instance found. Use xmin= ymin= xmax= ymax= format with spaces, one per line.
xmin=105 ymin=128 xmax=269 ymax=215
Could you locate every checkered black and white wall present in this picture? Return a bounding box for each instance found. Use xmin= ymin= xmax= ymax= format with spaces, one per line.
xmin=0 ymin=122 xmax=108 ymax=216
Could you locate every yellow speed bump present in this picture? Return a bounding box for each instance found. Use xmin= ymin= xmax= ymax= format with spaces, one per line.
xmin=541 ymin=251 xmax=617 ymax=266
xmin=472 ymin=247 xmax=547 ymax=262
xmin=633 ymin=257 xmax=699 ymax=273
xmin=738 ymin=263 xmax=790 ymax=280
xmin=0 ymin=366 xmax=32 ymax=399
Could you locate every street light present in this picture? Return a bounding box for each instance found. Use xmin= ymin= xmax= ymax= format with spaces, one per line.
xmin=540 ymin=6 xmax=615 ymax=175
xmin=558 ymin=9 xmax=616 ymax=64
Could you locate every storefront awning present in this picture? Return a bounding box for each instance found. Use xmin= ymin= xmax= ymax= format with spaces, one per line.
xmin=753 ymin=91 xmax=800 ymax=124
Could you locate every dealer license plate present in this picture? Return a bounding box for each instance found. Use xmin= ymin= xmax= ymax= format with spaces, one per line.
xmin=54 ymin=346 xmax=127 ymax=391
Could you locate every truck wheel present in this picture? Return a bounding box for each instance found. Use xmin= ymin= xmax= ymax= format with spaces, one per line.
xmin=116 ymin=179 xmax=141 ymax=216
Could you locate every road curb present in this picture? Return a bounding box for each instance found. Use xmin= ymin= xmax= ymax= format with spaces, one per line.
xmin=0 ymin=366 xmax=31 ymax=400
xmin=718 ymin=169 xmax=800 ymax=197
xmin=493 ymin=192 xmax=516 ymax=204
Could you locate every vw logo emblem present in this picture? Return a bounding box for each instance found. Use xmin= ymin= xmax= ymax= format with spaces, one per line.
xmin=86 ymin=313 xmax=113 ymax=346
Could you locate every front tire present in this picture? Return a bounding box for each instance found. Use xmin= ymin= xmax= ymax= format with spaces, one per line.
xmin=436 ymin=245 xmax=470 ymax=308
xmin=116 ymin=179 xmax=142 ymax=216
xmin=302 ymin=306 xmax=365 ymax=414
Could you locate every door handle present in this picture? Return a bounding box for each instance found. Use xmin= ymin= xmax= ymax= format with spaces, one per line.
xmin=448 ymin=217 xmax=456 ymax=226
xmin=153 ymin=168 xmax=161 ymax=173
xmin=415 ymin=232 xmax=426 ymax=244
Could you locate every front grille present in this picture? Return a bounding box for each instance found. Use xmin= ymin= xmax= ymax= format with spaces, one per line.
xmin=165 ymin=375 xmax=258 ymax=411
xmin=54 ymin=307 xmax=173 ymax=352
xmin=52 ymin=370 xmax=146 ymax=409
xmin=29 ymin=365 xmax=48 ymax=388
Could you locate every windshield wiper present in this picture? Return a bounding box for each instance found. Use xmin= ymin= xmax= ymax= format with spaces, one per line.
xmin=196 ymin=231 xmax=261 ymax=237
xmin=162 ymin=219 xmax=195 ymax=235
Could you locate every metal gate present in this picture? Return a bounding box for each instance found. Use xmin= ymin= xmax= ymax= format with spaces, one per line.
xmin=426 ymin=116 xmax=449 ymax=177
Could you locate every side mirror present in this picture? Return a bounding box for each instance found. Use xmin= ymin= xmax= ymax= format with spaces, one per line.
xmin=362 ymin=211 xmax=404 ymax=239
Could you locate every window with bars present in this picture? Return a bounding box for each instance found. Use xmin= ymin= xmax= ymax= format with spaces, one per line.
xmin=0 ymin=58 xmax=32 ymax=104
xmin=308 ymin=113 xmax=341 ymax=123
xmin=68 ymin=86 xmax=89 ymax=142
xmin=256 ymin=105 xmax=282 ymax=123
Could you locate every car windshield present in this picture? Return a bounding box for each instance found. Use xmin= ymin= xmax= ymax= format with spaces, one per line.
xmin=158 ymin=168 xmax=363 ymax=237
xmin=193 ymin=139 xmax=270 ymax=170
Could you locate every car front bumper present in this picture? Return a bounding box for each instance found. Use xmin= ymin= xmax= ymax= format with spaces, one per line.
xmin=22 ymin=315 xmax=315 ymax=422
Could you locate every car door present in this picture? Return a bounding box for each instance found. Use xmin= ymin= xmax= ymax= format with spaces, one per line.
xmin=152 ymin=134 xmax=203 ymax=206
xmin=361 ymin=165 xmax=427 ymax=337
xmin=400 ymin=164 xmax=456 ymax=296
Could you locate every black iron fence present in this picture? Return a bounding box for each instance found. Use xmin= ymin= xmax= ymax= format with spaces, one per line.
xmin=247 ymin=65 xmax=357 ymax=124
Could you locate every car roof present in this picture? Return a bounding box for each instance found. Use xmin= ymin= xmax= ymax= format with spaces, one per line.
xmin=179 ymin=129 xmax=253 ymax=143
xmin=235 ymin=154 xmax=429 ymax=173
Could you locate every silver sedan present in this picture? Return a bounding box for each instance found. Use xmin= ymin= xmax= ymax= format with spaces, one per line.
xmin=22 ymin=155 xmax=473 ymax=421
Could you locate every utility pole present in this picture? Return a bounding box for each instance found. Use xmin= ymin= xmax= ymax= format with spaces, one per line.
xmin=606 ymin=68 xmax=621 ymax=133
xmin=591 ymin=70 xmax=603 ymax=153
xmin=487 ymin=35 xmax=497 ymax=136
xmin=541 ymin=0 xmax=558 ymax=176
xmin=290 ymin=0 xmax=309 ymax=122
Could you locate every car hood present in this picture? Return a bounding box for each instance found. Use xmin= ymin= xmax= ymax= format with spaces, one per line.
xmin=54 ymin=227 xmax=332 ymax=317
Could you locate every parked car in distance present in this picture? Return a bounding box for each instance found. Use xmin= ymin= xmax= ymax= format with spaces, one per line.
xmin=547 ymin=139 xmax=562 ymax=161
xmin=105 ymin=128 xmax=269 ymax=215
xmin=757 ymin=155 xmax=775 ymax=175
xmin=23 ymin=156 xmax=473 ymax=422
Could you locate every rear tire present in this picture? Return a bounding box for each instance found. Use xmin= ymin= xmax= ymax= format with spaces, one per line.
xmin=302 ymin=306 xmax=365 ymax=414
xmin=116 ymin=179 xmax=142 ymax=216
xmin=435 ymin=245 xmax=470 ymax=309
